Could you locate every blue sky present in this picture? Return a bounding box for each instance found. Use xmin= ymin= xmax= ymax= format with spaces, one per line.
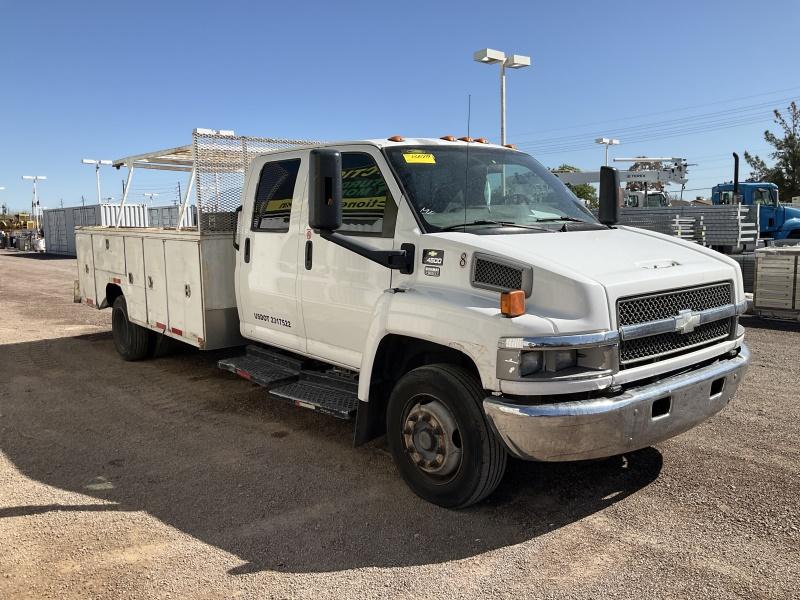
xmin=1 ymin=0 xmax=798 ymax=212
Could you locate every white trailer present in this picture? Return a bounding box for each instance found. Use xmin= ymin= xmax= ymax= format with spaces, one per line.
xmin=76 ymin=133 xmax=750 ymax=508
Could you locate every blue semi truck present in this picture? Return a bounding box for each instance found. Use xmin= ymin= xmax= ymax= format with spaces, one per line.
xmin=711 ymin=181 xmax=800 ymax=240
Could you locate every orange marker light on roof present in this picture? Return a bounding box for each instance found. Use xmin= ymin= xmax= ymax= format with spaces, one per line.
xmin=440 ymin=135 xmax=456 ymax=141
xmin=458 ymin=136 xmax=474 ymax=142
xmin=475 ymin=137 xmax=489 ymax=143
xmin=388 ymin=135 xmax=405 ymax=142
xmin=500 ymin=290 xmax=525 ymax=318
xmin=503 ymin=143 xmax=517 ymax=149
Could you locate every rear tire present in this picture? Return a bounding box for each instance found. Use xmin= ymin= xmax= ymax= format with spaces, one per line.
xmin=112 ymin=295 xmax=152 ymax=361
xmin=386 ymin=363 xmax=507 ymax=508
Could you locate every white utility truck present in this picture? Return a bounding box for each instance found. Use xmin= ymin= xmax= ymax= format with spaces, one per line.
xmin=76 ymin=134 xmax=750 ymax=507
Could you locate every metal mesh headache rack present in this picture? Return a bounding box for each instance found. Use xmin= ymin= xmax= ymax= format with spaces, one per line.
xmin=110 ymin=129 xmax=322 ymax=232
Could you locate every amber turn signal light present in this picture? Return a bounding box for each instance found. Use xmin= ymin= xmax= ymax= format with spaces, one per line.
xmin=500 ymin=290 xmax=525 ymax=318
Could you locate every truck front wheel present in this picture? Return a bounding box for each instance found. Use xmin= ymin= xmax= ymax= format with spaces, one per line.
xmin=386 ymin=364 xmax=507 ymax=508
xmin=111 ymin=295 xmax=152 ymax=361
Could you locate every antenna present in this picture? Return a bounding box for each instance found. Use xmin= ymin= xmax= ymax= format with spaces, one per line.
xmin=463 ymin=94 xmax=472 ymax=231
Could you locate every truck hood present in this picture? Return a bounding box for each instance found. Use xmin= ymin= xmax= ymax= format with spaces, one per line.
xmin=431 ymin=226 xmax=742 ymax=331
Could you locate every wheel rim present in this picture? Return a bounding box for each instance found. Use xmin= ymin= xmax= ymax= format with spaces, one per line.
xmin=402 ymin=397 xmax=462 ymax=480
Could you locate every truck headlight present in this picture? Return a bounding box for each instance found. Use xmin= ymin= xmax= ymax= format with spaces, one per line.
xmin=519 ymin=351 xmax=543 ymax=376
xmin=497 ymin=334 xmax=618 ymax=381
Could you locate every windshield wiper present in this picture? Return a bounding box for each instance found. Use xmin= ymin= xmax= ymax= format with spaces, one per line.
xmin=439 ymin=220 xmax=547 ymax=232
xmin=533 ymin=216 xmax=587 ymax=223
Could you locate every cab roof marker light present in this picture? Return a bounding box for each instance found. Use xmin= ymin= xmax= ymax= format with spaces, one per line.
xmin=440 ymin=135 xmax=456 ymax=141
xmin=387 ymin=135 xmax=405 ymax=142
xmin=504 ymin=143 xmax=517 ymax=149
xmin=476 ymin=138 xmax=489 ymax=144
xmin=459 ymin=136 xmax=474 ymax=143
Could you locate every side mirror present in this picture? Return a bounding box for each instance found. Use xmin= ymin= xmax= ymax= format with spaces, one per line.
xmin=309 ymin=148 xmax=343 ymax=231
xmin=598 ymin=166 xmax=620 ymax=226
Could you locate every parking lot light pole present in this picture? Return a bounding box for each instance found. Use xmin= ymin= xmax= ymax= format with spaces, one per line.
xmin=595 ymin=138 xmax=620 ymax=166
xmin=22 ymin=175 xmax=47 ymax=229
xmin=82 ymin=159 xmax=113 ymax=204
xmin=473 ymin=48 xmax=531 ymax=145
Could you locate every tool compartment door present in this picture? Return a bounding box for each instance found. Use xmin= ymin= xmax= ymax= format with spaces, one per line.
xmin=76 ymin=233 xmax=97 ymax=306
xmin=92 ymin=232 xmax=126 ymax=275
xmin=164 ymin=239 xmax=204 ymax=343
xmin=123 ymin=236 xmax=148 ymax=325
xmin=143 ymin=237 xmax=168 ymax=330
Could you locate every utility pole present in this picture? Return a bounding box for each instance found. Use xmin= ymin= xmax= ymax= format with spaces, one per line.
xmin=22 ymin=175 xmax=47 ymax=229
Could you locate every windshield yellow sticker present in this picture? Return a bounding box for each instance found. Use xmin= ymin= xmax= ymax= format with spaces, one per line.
xmin=403 ymin=152 xmax=436 ymax=164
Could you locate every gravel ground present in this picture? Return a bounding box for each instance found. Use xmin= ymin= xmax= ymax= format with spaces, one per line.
xmin=0 ymin=249 xmax=798 ymax=599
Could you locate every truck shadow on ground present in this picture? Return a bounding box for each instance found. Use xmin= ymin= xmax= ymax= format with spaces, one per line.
xmin=0 ymin=250 xmax=74 ymax=260
xmin=0 ymin=333 xmax=663 ymax=574
xmin=741 ymin=315 xmax=800 ymax=333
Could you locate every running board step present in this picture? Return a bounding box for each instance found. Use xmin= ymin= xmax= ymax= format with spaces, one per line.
xmin=217 ymin=345 xmax=300 ymax=389
xmin=270 ymin=372 xmax=359 ymax=420
xmin=218 ymin=346 xmax=359 ymax=420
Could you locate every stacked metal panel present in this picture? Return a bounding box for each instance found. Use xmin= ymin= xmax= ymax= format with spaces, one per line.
xmin=753 ymin=246 xmax=800 ymax=320
xmin=608 ymin=205 xmax=759 ymax=249
xmin=42 ymin=204 xmax=148 ymax=256
xmin=729 ymin=252 xmax=756 ymax=293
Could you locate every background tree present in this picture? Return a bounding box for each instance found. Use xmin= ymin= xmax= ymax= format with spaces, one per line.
xmin=553 ymin=164 xmax=598 ymax=208
xmin=745 ymin=101 xmax=800 ymax=201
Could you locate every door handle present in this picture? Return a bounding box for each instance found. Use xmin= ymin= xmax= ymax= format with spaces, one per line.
xmin=244 ymin=238 xmax=251 ymax=263
xmin=305 ymin=240 xmax=313 ymax=270
xmin=233 ymin=206 xmax=243 ymax=250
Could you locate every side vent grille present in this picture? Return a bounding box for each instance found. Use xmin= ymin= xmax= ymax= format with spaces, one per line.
xmin=471 ymin=253 xmax=533 ymax=297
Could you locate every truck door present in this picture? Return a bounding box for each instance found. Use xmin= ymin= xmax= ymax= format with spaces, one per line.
xmin=237 ymin=152 xmax=307 ymax=352
xmin=754 ymin=187 xmax=780 ymax=234
xmin=299 ymin=146 xmax=399 ymax=369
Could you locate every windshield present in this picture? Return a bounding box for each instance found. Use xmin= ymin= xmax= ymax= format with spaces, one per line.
xmin=385 ymin=146 xmax=596 ymax=231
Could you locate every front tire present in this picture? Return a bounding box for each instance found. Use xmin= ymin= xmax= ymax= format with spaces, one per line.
xmin=386 ymin=364 xmax=507 ymax=508
xmin=111 ymin=295 xmax=152 ymax=361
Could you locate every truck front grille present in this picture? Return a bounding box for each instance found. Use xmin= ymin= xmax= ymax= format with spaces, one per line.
xmin=617 ymin=282 xmax=733 ymax=366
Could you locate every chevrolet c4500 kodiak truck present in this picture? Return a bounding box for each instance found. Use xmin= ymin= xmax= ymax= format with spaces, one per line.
xmin=76 ymin=137 xmax=750 ymax=507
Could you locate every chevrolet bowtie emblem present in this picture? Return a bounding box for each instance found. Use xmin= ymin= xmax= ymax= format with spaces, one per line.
xmin=674 ymin=309 xmax=701 ymax=334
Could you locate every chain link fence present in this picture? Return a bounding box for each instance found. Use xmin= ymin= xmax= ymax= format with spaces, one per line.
xmin=192 ymin=131 xmax=321 ymax=232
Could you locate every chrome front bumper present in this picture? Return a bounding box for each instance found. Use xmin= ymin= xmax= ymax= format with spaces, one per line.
xmin=483 ymin=344 xmax=750 ymax=462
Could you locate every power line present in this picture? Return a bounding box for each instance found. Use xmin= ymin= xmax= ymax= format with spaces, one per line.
xmin=514 ymin=85 xmax=800 ymax=138
xmin=518 ymin=95 xmax=794 ymax=148
xmin=520 ymin=114 xmax=776 ymax=155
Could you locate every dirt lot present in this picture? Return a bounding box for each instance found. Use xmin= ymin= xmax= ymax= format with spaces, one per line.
xmin=0 ymin=249 xmax=798 ymax=599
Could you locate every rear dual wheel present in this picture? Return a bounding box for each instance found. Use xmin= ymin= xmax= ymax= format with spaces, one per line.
xmin=386 ymin=364 xmax=507 ymax=508
xmin=111 ymin=295 xmax=152 ymax=361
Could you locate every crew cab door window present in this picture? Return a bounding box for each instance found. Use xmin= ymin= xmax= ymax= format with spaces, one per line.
xmin=338 ymin=153 xmax=397 ymax=237
xmin=251 ymin=159 xmax=301 ymax=232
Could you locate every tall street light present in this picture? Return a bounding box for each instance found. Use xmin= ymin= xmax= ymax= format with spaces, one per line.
xmin=22 ymin=175 xmax=47 ymax=229
xmin=82 ymin=159 xmax=113 ymax=204
xmin=595 ymin=138 xmax=620 ymax=166
xmin=474 ymin=48 xmax=531 ymax=146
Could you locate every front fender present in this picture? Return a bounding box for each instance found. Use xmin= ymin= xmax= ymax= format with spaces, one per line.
xmin=357 ymin=287 xmax=557 ymax=400
xmin=776 ymin=218 xmax=800 ymax=239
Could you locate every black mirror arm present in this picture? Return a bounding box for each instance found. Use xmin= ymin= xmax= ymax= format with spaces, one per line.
xmin=319 ymin=231 xmax=415 ymax=275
